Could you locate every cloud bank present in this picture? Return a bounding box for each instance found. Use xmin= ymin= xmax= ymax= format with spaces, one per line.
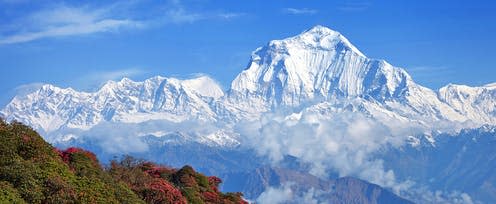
xmin=50 ymin=119 xmax=224 ymax=155
xmin=256 ymin=183 xmax=321 ymax=204
xmin=237 ymin=109 xmax=419 ymax=193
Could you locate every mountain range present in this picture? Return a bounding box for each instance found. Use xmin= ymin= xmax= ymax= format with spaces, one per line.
xmin=3 ymin=26 xmax=495 ymax=135
xmin=2 ymin=25 xmax=495 ymax=203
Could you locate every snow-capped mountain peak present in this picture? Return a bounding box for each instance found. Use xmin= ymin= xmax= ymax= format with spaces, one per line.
xmin=230 ymin=25 xmax=413 ymax=108
xmin=226 ymin=25 xmax=495 ymax=126
xmin=180 ymin=75 xmax=224 ymax=99
xmin=294 ymin=25 xmax=365 ymax=57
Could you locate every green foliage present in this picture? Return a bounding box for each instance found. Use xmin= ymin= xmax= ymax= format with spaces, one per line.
xmin=196 ymin=174 xmax=209 ymax=189
xmin=173 ymin=165 xmax=198 ymax=188
xmin=0 ymin=181 xmax=26 ymax=204
xmin=183 ymin=187 xmax=204 ymax=204
xmin=0 ymin=160 xmax=45 ymax=203
xmin=0 ymin=120 xmax=144 ymax=204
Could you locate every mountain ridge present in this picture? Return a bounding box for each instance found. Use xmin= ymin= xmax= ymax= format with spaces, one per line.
xmin=2 ymin=75 xmax=225 ymax=133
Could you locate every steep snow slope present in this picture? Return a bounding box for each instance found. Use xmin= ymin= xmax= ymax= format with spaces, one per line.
xmin=227 ymin=25 xmax=475 ymax=125
xmin=230 ymin=25 xmax=404 ymax=104
xmin=438 ymin=83 xmax=496 ymax=124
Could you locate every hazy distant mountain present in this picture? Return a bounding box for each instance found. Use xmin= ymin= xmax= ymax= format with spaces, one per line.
xmin=381 ymin=126 xmax=496 ymax=203
xmin=222 ymin=166 xmax=413 ymax=204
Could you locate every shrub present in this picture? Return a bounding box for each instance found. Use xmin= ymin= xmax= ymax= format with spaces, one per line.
xmin=143 ymin=179 xmax=187 ymax=204
xmin=0 ymin=120 xmax=247 ymax=204
xmin=0 ymin=181 xmax=26 ymax=204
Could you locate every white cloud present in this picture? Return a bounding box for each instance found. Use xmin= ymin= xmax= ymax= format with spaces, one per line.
xmin=0 ymin=20 xmax=139 ymax=44
xmin=237 ymin=109 xmax=417 ymax=193
xmin=256 ymin=183 xmax=294 ymax=204
xmin=164 ymin=10 xmax=245 ymax=24
xmin=0 ymin=5 xmax=143 ymax=44
xmin=0 ymin=1 xmax=246 ymax=44
xmin=52 ymin=119 xmax=223 ymax=155
xmin=404 ymin=187 xmax=476 ymax=204
xmin=256 ymin=183 xmax=322 ymax=204
xmin=77 ymin=122 xmax=150 ymax=154
xmin=283 ymin=8 xmax=318 ymax=15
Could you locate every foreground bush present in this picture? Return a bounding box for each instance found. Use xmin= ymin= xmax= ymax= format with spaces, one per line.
xmin=0 ymin=119 xmax=247 ymax=204
xmin=109 ymin=156 xmax=248 ymax=204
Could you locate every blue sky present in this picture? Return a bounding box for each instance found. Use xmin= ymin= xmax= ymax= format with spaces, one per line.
xmin=1 ymin=0 xmax=495 ymax=105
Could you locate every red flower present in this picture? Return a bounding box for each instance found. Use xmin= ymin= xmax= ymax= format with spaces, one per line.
xmin=56 ymin=147 xmax=98 ymax=164
xmin=202 ymin=191 xmax=220 ymax=203
xmin=145 ymin=179 xmax=187 ymax=204
xmin=143 ymin=163 xmax=175 ymax=178
xmin=208 ymin=176 xmax=222 ymax=192
xmin=208 ymin=176 xmax=222 ymax=186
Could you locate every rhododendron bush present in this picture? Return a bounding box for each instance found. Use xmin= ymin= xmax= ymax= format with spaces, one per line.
xmin=0 ymin=119 xmax=247 ymax=204
xmin=110 ymin=156 xmax=248 ymax=204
